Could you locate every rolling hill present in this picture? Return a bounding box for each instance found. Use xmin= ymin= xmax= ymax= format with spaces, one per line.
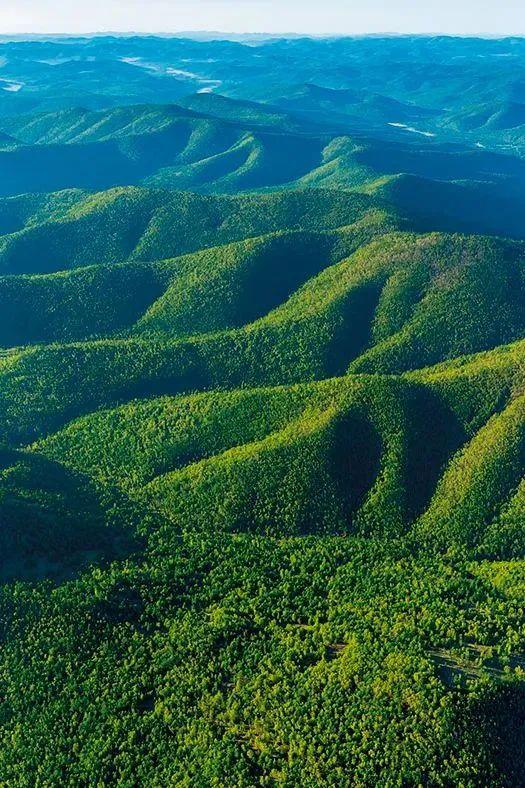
xmin=0 ymin=103 xmax=321 ymax=195
xmin=1 ymin=33 xmax=525 ymax=788
xmin=1 ymin=97 xmax=525 ymax=214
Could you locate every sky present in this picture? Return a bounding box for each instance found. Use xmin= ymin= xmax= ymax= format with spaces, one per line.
xmin=0 ymin=0 xmax=524 ymax=37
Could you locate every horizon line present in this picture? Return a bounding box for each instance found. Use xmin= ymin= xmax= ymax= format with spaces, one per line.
xmin=0 ymin=30 xmax=523 ymax=40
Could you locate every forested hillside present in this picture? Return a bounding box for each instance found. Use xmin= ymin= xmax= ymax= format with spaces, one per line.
xmin=0 ymin=33 xmax=525 ymax=786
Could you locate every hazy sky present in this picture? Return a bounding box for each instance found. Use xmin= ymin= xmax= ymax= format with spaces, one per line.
xmin=0 ymin=0 xmax=524 ymax=36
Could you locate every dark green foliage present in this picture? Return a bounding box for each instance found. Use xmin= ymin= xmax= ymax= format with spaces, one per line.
xmin=35 ymin=377 xmax=462 ymax=538
xmin=0 ymin=104 xmax=326 ymax=196
xmin=1 ymin=536 xmax=525 ymax=785
xmin=0 ymin=448 xmax=143 ymax=583
xmin=1 ymin=230 xmax=522 ymax=447
xmin=0 ymin=185 xmax=390 ymax=275
xmin=0 ymin=261 xmax=171 ymax=346
xmin=1 ymin=33 xmax=525 ymax=787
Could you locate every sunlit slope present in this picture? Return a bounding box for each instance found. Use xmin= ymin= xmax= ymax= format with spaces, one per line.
xmin=0 ymin=189 xmax=87 ymax=235
xmin=0 ymin=186 xmax=392 ymax=275
xmin=2 ymin=99 xmax=525 ymax=226
xmin=2 ymin=36 xmax=525 ymax=788
xmin=0 ymin=222 xmax=523 ymax=559
xmin=0 ymin=105 xmax=211 ymax=145
xmin=34 ymin=377 xmax=461 ymax=540
xmin=21 ymin=343 xmax=525 ymax=554
xmin=0 ymin=219 xmax=393 ymax=347
xmin=409 ymin=338 xmax=525 ymax=432
xmin=0 ymin=104 xmax=326 ymax=196
xmin=415 ymin=391 xmax=525 ymax=556
xmin=347 ymin=234 xmax=525 ymax=374
xmin=1 ymin=231 xmax=523 ymax=444
xmin=40 ymin=341 xmax=525 ymax=502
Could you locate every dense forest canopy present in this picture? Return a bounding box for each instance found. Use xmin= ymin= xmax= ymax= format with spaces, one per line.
xmin=0 ymin=33 xmax=524 ymax=785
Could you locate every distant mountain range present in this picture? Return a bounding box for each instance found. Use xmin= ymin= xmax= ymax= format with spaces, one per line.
xmin=1 ymin=34 xmax=525 ymax=787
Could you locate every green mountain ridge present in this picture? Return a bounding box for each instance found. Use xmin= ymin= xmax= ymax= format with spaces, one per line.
xmin=1 ymin=34 xmax=525 ymax=787
xmin=1 ymin=230 xmax=523 ymax=537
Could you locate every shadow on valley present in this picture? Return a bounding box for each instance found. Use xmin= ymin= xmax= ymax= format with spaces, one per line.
xmin=0 ymin=448 xmax=144 ymax=584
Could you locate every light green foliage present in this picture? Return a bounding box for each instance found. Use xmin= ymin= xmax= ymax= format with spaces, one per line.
xmin=1 ymin=38 xmax=525 ymax=783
